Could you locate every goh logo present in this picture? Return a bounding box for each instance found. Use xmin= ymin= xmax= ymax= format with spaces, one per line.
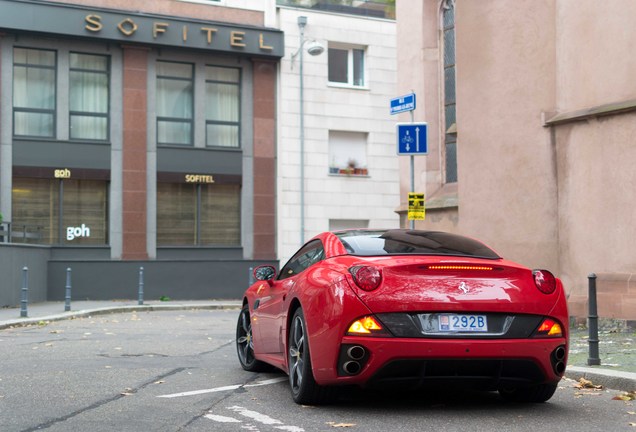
xmin=67 ymin=224 xmax=91 ymax=241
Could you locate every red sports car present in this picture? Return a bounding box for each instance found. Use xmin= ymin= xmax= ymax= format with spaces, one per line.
xmin=236 ymin=229 xmax=568 ymax=404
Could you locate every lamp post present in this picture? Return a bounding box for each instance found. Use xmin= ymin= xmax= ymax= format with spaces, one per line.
xmin=294 ymin=16 xmax=324 ymax=245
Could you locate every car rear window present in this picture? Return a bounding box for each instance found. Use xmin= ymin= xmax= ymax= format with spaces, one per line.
xmin=335 ymin=230 xmax=500 ymax=259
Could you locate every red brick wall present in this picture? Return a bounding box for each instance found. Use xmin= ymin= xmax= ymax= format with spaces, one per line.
xmin=252 ymin=60 xmax=276 ymax=260
xmin=121 ymin=46 xmax=148 ymax=260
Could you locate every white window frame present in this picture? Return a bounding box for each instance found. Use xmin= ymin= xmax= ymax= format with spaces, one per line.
xmin=327 ymin=43 xmax=367 ymax=89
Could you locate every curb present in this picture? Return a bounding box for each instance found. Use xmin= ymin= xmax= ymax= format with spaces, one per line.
xmin=565 ymin=366 xmax=636 ymax=392
xmin=0 ymin=302 xmax=242 ymax=331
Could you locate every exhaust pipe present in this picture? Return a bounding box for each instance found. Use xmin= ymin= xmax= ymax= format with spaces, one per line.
xmin=552 ymin=345 xmax=567 ymax=375
xmin=343 ymin=361 xmax=361 ymax=375
xmin=554 ymin=346 xmax=566 ymax=361
xmin=347 ymin=345 xmax=366 ymax=361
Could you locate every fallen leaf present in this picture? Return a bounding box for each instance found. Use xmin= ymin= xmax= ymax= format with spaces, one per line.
xmin=614 ymin=391 xmax=636 ymax=401
xmin=628 ymin=411 xmax=635 ymax=415
xmin=121 ymin=388 xmax=135 ymax=396
xmin=327 ymin=422 xmax=356 ymax=428
xmin=154 ymin=380 xmax=165 ymax=385
xmin=574 ymin=378 xmax=603 ymax=390
xmin=49 ymin=330 xmax=63 ymax=334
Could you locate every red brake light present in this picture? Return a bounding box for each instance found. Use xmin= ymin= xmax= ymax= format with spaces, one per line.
xmin=533 ymin=269 xmax=557 ymax=294
xmin=349 ymin=266 xmax=382 ymax=291
xmin=427 ymin=265 xmax=494 ymax=271
xmin=533 ymin=318 xmax=563 ymax=337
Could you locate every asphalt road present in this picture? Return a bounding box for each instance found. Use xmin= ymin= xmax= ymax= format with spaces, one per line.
xmin=0 ymin=309 xmax=634 ymax=432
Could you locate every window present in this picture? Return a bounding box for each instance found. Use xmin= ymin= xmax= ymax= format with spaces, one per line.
xmin=12 ymin=177 xmax=109 ymax=245
xmin=279 ymin=240 xmax=325 ymax=280
xmin=442 ymin=0 xmax=457 ymax=183
xmin=205 ymin=66 xmax=241 ymax=148
xmin=69 ymin=53 xmax=109 ymax=140
xmin=13 ymin=48 xmax=56 ymax=138
xmin=156 ymin=182 xmax=240 ymax=246
xmin=328 ymin=45 xmax=365 ymax=87
xmin=156 ymin=61 xmax=194 ymax=145
xmin=328 ymin=131 xmax=368 ymax=175
xmin=329 ymin=219 xmax=369 ymax=231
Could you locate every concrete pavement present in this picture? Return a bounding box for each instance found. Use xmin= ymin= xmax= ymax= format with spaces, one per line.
xmin=1 ymin=300 xmax=634 ymax=393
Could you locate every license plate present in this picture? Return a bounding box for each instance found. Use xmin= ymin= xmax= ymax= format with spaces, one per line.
xmin=439 ymin=314 xmax=488 ymax=332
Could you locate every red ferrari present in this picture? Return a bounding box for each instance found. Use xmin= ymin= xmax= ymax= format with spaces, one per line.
xmin=236 ymin=229 xmax=569 ymax=404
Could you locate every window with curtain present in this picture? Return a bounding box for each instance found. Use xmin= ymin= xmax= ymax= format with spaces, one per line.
xmin=69 ymin=53 xmax=109 ymax=141
xmin=443 ymin=0 xmax=458 ymax=183
xmin=11 ymin=177 xmax=108 ymax=245
xmin=205 ymin=65 xmax=241 ymax=148
xmin=156 ymin=182 xmax=240 ymax=246
xmin=13 ymin=48 xmax=56 ymax=138
xmin=156 ymin=61 xmax=194 ymax=145
xmin=328 ymin=45 xmax=365 ymax=87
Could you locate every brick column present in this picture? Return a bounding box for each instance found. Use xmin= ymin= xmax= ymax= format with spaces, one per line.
xmin=121 ymin=46 xmax=148 ymax=260
xmin=252 ymin=60 xmax=277 ymax=259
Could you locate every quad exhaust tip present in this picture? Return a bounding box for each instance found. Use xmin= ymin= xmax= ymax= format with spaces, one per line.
xmin=340 ymin=345 xmax=367 ymax=376
xmin=552 ymin=345 xmax=567 ymax=375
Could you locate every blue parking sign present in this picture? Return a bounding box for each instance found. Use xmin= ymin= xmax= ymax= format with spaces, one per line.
xmin=397 ymin=123 xmax=428 ymax=155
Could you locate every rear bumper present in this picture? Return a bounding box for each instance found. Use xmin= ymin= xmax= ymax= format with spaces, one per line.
xmin=314 ymin=336 xmax=568 ymax=389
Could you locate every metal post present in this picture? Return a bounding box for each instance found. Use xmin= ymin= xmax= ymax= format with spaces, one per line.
xmin=138 ymin=267 xmax=144 ymax=306
xmin=20 ymin=266 xmax=28 ymax=318
xmin=298 ymin=16 xmax=307 ymax=245
xmin=409 ymin=110 xmax=415 ymax=230
xmin=64 ymin=267 xmax=72 ymax=312
xmin=587 ymin=273 xmax=601 ymax=365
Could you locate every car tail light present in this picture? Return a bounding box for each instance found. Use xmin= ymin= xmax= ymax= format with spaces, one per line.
xmin=349 ymin=266 xmax=382 ymax=291
xmin=346 ymin=315 xmax=390 ymax=336
xmin=532 ymin=269 xmax=557 ymax=294
xmin=533 ymin=318 xmax=563 ymax=337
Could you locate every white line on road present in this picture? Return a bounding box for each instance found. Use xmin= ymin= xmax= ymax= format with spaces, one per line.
xmin=203 ymin=414 xmax=241 ymax=423
xmin=202 ymin=406 xmax=304 ymax=432
xmin=157 ymin=377 xmax=287 ymax=398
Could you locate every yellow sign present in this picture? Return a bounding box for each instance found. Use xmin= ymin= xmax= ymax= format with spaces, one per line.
xmin=185 ymin=174 xmax=215 ymax=184
xmin=408 ymin=192 xmax=425 ymax=220
xmin=54 ymin=169 xmax=71 ymax=179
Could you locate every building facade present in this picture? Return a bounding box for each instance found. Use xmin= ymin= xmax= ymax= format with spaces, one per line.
xmin=0 ymin=0 xmax=281 ymax=304
xmin=276 ymin=3 xmax=399 ymax=263
xmin=396 ymin=0 xmax=636 ymax=320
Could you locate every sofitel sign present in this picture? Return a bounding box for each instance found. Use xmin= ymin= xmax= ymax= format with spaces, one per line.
xmin=0 ymin=0 xmax=284 ymax=58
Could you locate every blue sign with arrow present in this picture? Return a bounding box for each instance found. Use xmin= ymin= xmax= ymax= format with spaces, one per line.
xmin=397 ymin=123 xmax=428 ymax=155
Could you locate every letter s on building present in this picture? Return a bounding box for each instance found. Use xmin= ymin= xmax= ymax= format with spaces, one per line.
xmin=85 ymin=15 xmax=103 ymax=32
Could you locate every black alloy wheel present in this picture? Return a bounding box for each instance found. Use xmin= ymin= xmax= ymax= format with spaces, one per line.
xmin=236 ymin=304 xmax=267 ymax=372
xmin=288 ymin=308 xmax=335 ymax=404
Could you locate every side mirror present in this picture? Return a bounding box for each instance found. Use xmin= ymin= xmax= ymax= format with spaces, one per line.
xmin=254 ymin=265 xmax=277 ymax=283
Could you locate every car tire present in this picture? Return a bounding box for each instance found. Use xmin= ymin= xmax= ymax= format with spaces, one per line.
xmin=498 ymin=382 xmax=559 ymax=403
xmin=236 ymin=304 xmax=269 ymax=372
xmin=288 ymin=308 xmax=336 ymax=405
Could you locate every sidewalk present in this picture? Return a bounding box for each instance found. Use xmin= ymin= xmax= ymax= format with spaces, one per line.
xmin=1 ymin=300 xmax=634 ymax=393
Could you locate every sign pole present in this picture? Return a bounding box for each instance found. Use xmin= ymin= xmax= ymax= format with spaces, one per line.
xmin=409 ymin=110 xmax=415 ymax=229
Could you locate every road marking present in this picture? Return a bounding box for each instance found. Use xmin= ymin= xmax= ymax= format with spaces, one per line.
xmin=203 ymin=414 xmax=241 ymax=423
xmin=157 ymin=377 xmax=287 ymax=398
xmin=202 ymin=406 xmax=304 ymax=432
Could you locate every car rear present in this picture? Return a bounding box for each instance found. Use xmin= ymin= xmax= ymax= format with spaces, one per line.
xmin=327 ymin=230 xmax=569 ymax=401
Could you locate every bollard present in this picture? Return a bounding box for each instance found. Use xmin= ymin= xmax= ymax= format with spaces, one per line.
xmin=587 ymin=273 xmax=601 ymax=366
xmin=249 ymin=267 xmax=254 ymax=285
xmin=138 ymin=267 xmax=144 ymax=306
xmin=20 ymin=266 xmax=28 ymax=318
xmin=64 ymin=267 xmax=72 ymax=312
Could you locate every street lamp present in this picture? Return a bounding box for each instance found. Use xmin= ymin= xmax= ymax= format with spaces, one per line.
xmin=292 ymin=16 xmax=324 ymax=245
